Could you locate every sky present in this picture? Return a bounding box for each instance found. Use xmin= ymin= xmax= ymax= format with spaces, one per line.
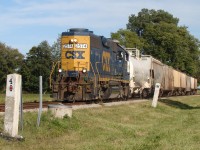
xmin=0 ymin=0 xmax=200 ymax=55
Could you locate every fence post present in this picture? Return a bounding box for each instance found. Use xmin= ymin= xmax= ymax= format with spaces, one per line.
xmin=152 ymin=83 xmax=161 ymax=108
xmin=4 ymin=74 xmax=21 ymax=137
xmin=37 ymin=76 xmax=43 ymax=127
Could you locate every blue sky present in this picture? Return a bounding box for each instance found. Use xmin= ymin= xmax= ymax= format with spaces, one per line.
xmin=1 ymin=0 xmax=200 ymax=55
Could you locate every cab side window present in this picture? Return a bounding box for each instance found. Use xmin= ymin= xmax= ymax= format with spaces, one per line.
xmin=125 ymin=52 xmax=129 ymax=61
xmin=117 ymin=51 xmax=123 ymax=60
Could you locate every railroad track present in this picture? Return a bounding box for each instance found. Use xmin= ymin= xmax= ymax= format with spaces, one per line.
xmin=0 ymin=100 xmax=88 ymax=112
xmin=0 ymin=94 xmax=199 ymax=112
xmin=0 ymin=97 xmax=138 ymax=112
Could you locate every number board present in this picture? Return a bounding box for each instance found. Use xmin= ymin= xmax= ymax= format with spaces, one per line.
xmin=6 ymin=75 xmax=15 ymax=97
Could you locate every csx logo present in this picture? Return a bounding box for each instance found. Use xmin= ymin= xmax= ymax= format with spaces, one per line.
xmin=65 ymin=51 xmax=85 ymax=59
xmin=102 ymin=51 xmax=110 ymax=72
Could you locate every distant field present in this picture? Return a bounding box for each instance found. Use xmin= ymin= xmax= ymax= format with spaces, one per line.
xmin=0 ymin=93 xmax=53 ymax=104
xmin=0 ymin=95 xmax=200 ymax=149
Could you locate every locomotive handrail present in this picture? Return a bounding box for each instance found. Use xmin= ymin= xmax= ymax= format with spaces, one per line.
xmin=49 ymin=61 xmax=60 ymax=88
xmin=95 ymin=62 xmax=101 ymax=80
xmin=90 ymin=62 xmax=96 ymax=83
xmin=90 ymin=62 xmax=98 ymax=95
xmin=95 ymin=62 xmax=129 ymax=82
xmin=70 ymin=61 xmax=89 ymax=71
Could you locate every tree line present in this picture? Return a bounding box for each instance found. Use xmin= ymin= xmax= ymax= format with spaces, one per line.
xmin=0 ymin=9 xmax=199 ymax=93
xmin=0 ymin=40 xmax=60 ymax=93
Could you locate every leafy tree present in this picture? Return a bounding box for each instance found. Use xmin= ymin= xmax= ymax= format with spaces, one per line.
xmin=51 ymin=34 xmax=61 ymax=62
xmin=111 ymin=29 xmax=144 ymax=49
xmin=127 ymin=8 xmax=179 ymax=35
xmin=112 ymin=8 xmax=200 ymax=77
xmin=0 ymin=42 xmax=23 ymax=90
xmin=20 ymin=41 xmax=52 ymax=92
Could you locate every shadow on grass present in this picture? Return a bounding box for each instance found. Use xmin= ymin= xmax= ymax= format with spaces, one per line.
xmin=159 ymin=99 xmax=200 ymax=110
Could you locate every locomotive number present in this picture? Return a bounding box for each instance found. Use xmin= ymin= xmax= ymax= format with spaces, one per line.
xmin=75 ymin=44 xmax=87 ymax=49
xmin=63 ymin=44 xmax=87 ymax=49
xmin=65 ymin=51 xmax=85 ymax=59
xmin=63 ymin=44 xmax=73 ymax=48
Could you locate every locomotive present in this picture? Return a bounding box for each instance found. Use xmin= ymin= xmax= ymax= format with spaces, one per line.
xmin=51 ymin=28 xmax=130 ymax=101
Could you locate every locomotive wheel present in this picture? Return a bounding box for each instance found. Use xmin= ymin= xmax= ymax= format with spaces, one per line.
xmin=131 ymin=93 xmax=135 ymax=98
xmin=141 ymin=89 xmax=148 ymax=99
xmin=159 ymin=89 xmax=163 ymax=97
xmin=99 ymin=87 xmax=112 ymax=100
xmin=123 ymin=86 xmax=129 ymax=100
xmin=167 ymin=92 xmax=172 ymax=97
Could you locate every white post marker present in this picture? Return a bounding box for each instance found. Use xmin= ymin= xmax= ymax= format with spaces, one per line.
xmin=4 ymin=74 xmax=21 ymax=137
xmin=152 ymin=83 xmax=161 ymax=108
xmin=37 ymin=76 xmax=43 ymax=127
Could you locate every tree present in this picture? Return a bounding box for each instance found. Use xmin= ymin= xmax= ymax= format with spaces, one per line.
xmin=20 ymin=41 xmax=52 ymax=92
xmin=112 ymin=8 xmax=200 ymax=77
xmin=127 ymin=8 xmax=179 ymax=35
xmin=0 ymin=42 xmax=23 ymax=90
xmin=111 ymin=29 xmax=144 ymax=49
xmin=51 ymin=34 xmax=61 ymax=62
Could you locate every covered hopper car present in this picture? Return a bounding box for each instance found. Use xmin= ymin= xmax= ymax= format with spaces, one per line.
xmin=127 ymin=48 xmax=198 ymax=98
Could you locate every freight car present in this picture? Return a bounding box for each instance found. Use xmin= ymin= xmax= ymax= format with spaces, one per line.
xmin=127 ymin=48 xmax=198 ymax=98
xmin=128 ymin=48 xmax=164 ymax=98
xmin=51 ymin=28 xmax=130 ymax=101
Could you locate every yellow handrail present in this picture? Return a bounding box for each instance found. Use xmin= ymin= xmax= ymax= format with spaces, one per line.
xmin=90 ymin=62 xmax=97 ymax=89
xmin=49 ymin=61 xmax=60 ymax=88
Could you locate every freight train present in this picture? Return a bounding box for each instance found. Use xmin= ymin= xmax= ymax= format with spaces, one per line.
xmin=50 ymin=28 xmax=198 ymax=101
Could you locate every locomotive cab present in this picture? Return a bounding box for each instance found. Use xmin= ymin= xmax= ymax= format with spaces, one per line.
xmin=52 ymin=28 xmax=92 ymax=100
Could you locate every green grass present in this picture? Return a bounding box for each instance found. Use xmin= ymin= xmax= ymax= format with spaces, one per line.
xmin=197 ymin=90 xmax=200 ymax=95
xmin=0 ymin=94 xmax=53 ymax=104
xmin=0 ymin=95 xmax=200 ymax=149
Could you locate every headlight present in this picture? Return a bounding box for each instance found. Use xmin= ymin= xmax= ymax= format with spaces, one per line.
xmin=58 ymin=69 xmax=62 ymax=73
xmin=70 ymin=38 xmax=77 ymax=43
xmin=82 ymin=68 xmax=87 ymax=73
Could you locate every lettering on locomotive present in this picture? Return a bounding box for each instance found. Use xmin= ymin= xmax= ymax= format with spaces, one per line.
xmin=63 ymin=43 xmax=88 ymax=49
xmin=65 ymin=51 xmax=85 ymax=59
xmin=102 ymin=51 xmax=110 ymax=72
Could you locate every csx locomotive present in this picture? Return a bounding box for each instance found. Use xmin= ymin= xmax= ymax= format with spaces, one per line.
xmin=51 ymin=28 xmax=130 ymax=101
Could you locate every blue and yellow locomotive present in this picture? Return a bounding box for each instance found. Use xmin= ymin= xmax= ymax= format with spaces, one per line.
xmin=51 ymin=28 xmax=130 ymax=101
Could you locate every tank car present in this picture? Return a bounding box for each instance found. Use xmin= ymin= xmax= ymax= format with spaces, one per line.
xmin=51 ymin=28 xmax=130 ymax=101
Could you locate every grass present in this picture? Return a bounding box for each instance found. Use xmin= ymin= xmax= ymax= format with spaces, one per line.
xmin=197 ymin=90 xmax=200 ymax=95
xmin=0 ymin=95 xmax=200 ymax=149
xmin=0 ymin=93 xmax=53 ymax=104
